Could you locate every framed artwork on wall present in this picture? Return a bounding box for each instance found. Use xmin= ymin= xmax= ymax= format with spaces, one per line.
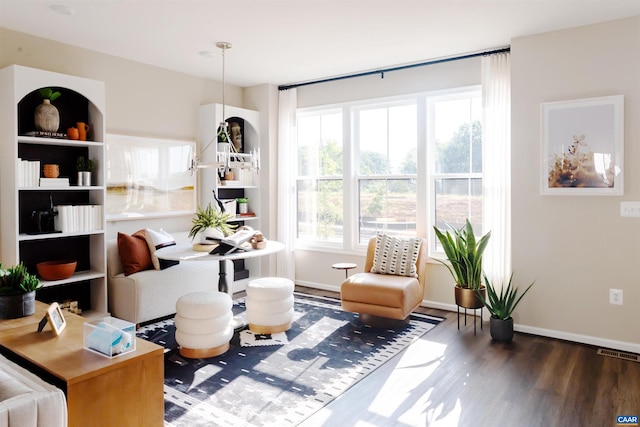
xmin=541 ymin=95 xmax=624 ymax=196
xmin=106 ymin=134 xmax=196 ymax=219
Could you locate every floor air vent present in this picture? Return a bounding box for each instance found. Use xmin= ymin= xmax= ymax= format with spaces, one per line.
xmin=597 ymin=348 xmax=640 ymax=362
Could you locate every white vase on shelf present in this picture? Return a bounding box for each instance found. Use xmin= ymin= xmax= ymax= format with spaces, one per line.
xmin=34 ymin=99 xmax=60 ymax=133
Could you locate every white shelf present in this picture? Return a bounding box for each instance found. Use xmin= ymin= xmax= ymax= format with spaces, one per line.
xmin=17 ymin=136 xmax=104 ymax=146
xmin=39 ymin=270 xmax=105 ymax=288
xmin=229 ymin=216 xmax=259 ymax=222
xmin=19 ymin=186 xmax=106 ymax=191
xmin=18 ymin=230 xmax=104 ymax=241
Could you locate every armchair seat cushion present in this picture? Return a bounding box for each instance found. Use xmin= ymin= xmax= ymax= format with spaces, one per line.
xmin=341 ymin=272 xmax=421 ymax=320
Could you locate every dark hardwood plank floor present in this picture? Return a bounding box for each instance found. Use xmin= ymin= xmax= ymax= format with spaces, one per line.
xmin=291 ymin=286 xmax=640 ymax=427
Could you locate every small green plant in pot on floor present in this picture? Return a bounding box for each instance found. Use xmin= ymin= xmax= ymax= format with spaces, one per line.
xmin=479 ymin=273 xmax=534 ymax=343
xmin=188 ymin=202 xmax=236 ymax=243
xmin=433 ymin=218 xmax=491 ymax=309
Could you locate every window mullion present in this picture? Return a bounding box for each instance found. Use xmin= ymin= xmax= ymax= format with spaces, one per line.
xmin=343 ymin=107 xmax=356 ymax=250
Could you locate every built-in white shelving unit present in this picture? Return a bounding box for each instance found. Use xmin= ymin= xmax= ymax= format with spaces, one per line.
xmin=199 ymin=103 xmax=261 ymax=289
xmin=0 ymin=65 xmax=108 ymax=318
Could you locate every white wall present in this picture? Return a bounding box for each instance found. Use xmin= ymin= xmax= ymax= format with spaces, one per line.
xmin=511 ymin=16 xmax=640 ymax=350
xmin=0 ymin=27 xmax=244 ymax=238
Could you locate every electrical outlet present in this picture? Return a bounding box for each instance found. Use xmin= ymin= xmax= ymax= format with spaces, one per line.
xmin=620 ymin=202 xmax=640 ymax=217
xmin=610 ymin=289 xmax=623 ymax=305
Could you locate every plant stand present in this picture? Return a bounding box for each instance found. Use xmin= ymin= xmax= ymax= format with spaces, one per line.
xmin=457 ymin=305 xmax=483 ymax=334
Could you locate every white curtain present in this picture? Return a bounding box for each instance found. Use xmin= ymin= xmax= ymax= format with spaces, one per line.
xmin=481 ymin=52 xmax=511 ymax=284
xmin=277 ymin=88 xmax=297 ymax=281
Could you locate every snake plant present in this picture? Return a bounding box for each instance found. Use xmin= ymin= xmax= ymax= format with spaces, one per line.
xmin=433 ymin=219 xmax=490 ymax=290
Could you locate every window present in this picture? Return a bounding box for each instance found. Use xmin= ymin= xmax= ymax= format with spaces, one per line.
xmin=296 ymin=110 xmax=343 ymax=243
xmin=429 ymin=93 xmax=484 ymax=248
xmin=295 ymin=87 xmax=482 ymax=253
xmin=354 ymin=101 xmax=417 ymax=244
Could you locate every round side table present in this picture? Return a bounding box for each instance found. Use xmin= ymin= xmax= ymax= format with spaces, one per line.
xmin=332 ymin=262 xmax=357 ymax=279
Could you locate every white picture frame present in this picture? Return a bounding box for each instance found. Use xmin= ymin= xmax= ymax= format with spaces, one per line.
xmin=106 ymin=134 xmax=197 ymax=219
xmin=541 ymin=95 xmax=624 ymax=196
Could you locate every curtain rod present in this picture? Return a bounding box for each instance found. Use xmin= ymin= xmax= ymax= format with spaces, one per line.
xmin=278 ymin=46 xmax=510 ymax=91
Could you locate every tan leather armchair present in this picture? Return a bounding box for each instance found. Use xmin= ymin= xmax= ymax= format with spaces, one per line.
xmin=341 ymin=236 xmax=428 ymax=327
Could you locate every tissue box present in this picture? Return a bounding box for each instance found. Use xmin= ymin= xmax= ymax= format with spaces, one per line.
xmin=84 ymin=316 xmax=136 ymax=358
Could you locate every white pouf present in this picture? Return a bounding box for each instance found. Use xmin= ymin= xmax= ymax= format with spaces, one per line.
xmin=175 ymin=291 xmax=233 ymax=358
xmin=245 ymin=277 xmax=294 ymax=334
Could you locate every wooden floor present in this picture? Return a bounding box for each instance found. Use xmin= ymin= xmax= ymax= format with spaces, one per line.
xmin=292 ymin=286 xmax=640 ymax=427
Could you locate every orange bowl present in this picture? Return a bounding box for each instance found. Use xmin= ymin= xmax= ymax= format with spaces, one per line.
xmin=36 ymin=260 xmax=77 ymax=281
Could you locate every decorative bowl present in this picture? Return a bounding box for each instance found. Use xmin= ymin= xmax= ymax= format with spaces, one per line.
xmin=36 ymin=260 xmax=77 ymax=281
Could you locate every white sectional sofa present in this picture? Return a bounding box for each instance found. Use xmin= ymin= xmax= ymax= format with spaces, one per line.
xmin=107 ymin=231 xmax=219 ymax=325
xmin=0 ymin=353 xmax=67 ymax=427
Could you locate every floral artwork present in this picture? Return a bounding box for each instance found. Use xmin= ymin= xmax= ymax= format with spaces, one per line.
xmin=541 ymin=95 xmax=623 ymax=195
xmin=548 ymin=134 xmax=615 ymax=188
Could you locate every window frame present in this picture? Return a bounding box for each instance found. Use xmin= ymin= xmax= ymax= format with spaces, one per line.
xmin=294 ymin=86 xmax=483 ymax=256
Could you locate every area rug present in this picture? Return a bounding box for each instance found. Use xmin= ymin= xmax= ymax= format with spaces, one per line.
xmin=137 ymin=293 xmax=443 ymax=427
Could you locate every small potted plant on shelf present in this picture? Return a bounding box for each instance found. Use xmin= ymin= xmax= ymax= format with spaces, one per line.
xmin=34 ymin=88 xmax=62 ymax=133
xmin=236 ymin=197 xmax=249 ymax=214
xmin=76 ymin=156 xmax=94 ymax=186
xmin=478 ymin=273 xmax=535 ymax=343
xmin=433 ymin=219 xmax=491 ymax=309
xmin=188 ymin=202 xmax=236 ymax=244
xmin=0 ymin=262 xmax=42 ymax=319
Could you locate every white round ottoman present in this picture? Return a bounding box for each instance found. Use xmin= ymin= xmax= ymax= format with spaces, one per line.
xmin=245 ymin=277 xmax=295 ymax=334
xmin=175 ymin=291 xmax=233 ymax=358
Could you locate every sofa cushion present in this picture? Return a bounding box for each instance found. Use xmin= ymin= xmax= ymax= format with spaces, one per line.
xmin=117 ymin=230 xmax=152 ymax=276
xmin=144 ymin=228 xmax=179 ymax=270
xmin=371 ymin=233 xmax=421 ymax=277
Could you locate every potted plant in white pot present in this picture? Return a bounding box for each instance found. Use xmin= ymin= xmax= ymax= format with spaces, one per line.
xmin=0 ymin=262 xmax=42 ymax=319
xmin=433 ymin=219 xmax=491 ymax=309
xmin=479 ymin=273 xmax=534 ymax=342
xmin=188 ymin=202 xmax=236 ymax=244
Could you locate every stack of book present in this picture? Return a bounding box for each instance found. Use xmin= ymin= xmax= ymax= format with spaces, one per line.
xmin=54 ymin=205 xmax=103 ymax=233
xmin=40 ymin=178 xmax=70 ymax=187
xmin=18 ymin=158 xmax=40 ymax=187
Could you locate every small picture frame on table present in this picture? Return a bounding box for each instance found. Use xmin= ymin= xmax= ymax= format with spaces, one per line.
xmin=38 ymin=302 xmax=67 ymax=336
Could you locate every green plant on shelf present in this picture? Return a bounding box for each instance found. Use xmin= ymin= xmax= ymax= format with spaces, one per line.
xmin=76 ymin=156 xmax=94 ymax=172
xmin=38 ymin=88 xmax=61 ymax=101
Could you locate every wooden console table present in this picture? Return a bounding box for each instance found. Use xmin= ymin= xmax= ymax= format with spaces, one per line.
xmin=0 ymin=302 xmax=164 ymax=427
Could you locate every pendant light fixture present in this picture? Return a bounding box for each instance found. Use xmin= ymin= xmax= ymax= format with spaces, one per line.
xmin=191 ymin=41 xmax=260 ymax=174
xmin=216 ymin=41 xmax=232 ymax=149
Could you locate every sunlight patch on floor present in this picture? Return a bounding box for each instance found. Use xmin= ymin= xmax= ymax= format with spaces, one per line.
xmin=367 ymin=339 xmax=448 ymax=422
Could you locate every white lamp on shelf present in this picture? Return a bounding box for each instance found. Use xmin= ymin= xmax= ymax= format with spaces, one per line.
xmin=191 ymin=42 xmax=260 ymax=175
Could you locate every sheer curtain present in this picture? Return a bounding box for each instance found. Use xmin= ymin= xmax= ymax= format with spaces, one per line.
xmin=481 ymin=52 xmax=511 ymax=284
xmin=277 ymin=88 xmax=297 ymax=280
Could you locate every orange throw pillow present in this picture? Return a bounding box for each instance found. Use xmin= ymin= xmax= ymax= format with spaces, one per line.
xmin=117 ymin=230 xmax=152 ymax=276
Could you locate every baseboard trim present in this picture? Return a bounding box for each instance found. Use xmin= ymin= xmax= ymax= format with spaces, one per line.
xmin=298 ymin=284 xmax=640 ymax=354
xmin=514 ymin=325 xmax=640 ymax=354
xmin=297 ymin=280 xmax=341 ymax=293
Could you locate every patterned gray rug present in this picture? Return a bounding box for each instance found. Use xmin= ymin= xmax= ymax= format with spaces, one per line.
xmin=137 ymin=293 xmax=443 ymax=427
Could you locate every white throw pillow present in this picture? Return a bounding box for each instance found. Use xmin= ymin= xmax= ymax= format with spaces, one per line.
xmin=370 ymin=233 xmax=421 ymax=277
xmin=145 ymin=228 xmax=179 ymax=270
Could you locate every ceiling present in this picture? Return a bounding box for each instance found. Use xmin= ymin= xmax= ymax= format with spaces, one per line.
xmin=1 ymin=1 xmax=639 ymax=87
